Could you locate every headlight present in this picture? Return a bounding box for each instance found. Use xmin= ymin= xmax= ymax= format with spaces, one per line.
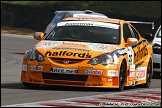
xmin=26 ymin=48 xmax=44 ymax=62
xmin=88 ymin=54 xmax=114 ymax=65
xmin=152 ymin=43 xmax=161 ymax=54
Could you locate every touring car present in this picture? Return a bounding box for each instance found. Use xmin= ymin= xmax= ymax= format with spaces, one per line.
xmin=151 ymin=25 xmax=161 ymax=75
xmin=44 ymin=10 xmax=108 ymax=35
xmin=21 ymin=16 xmax=153 ymax=91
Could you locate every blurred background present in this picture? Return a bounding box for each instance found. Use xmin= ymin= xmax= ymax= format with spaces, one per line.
xmin=1 ymin=1 xmax=161 ymax=35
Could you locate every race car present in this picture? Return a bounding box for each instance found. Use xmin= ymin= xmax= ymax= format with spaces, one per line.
xmin=21 ymin=16 xmax=153 ymax=91
xmin=151 ymin=25 xmax=161 ymax=75
xmin=44 ymin=10 xmax=108 ymax=35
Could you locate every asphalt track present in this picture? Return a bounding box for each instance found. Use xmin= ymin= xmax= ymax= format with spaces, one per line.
xmin=1 ymin=33 xmax=161 ymax=106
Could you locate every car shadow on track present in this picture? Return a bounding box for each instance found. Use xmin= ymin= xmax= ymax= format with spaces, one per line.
xmin=1 ymin=82 xmax=147 ymax=92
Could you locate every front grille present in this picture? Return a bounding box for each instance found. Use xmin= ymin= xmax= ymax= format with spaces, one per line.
xmin=42 ymin=73 xmax=88 ymax=82
xmin=50 ymin=58 xmax=84 ymax=64
xmin=153 ymin=63 xmax=160 ymax=68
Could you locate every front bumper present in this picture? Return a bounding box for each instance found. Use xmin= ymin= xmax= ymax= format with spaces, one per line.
xmin=21 ymin=64 xmax=121 ymax=88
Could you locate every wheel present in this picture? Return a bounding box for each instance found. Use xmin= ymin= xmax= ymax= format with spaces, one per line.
xmin=23 ymin=82 xmax=40 ymax=89
xmin=118 ymin=61 xmax=126 ymax=91
xmin=141 ymin=59 xmax=153 ymax=88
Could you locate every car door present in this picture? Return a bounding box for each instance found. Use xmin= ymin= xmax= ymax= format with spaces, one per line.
xmin=123 ymin=23 xmax=148 ymax=81
xmin=123 ymin=23 xmax=148 ymax=65
xmin=128 ymin=24 xmax=149 ymax=67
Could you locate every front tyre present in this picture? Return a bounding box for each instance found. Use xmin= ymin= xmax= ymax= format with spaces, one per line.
xmin=118 ymin=61 xmax=126 ymax=91
xmin=23 ymin=82 xmax=40 ymax=89
xmin=141 ymin=59 xmax=153 ymax=88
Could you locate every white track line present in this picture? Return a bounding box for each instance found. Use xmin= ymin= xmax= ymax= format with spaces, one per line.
xmin=2 ymin=88 xmax=161 ymax=107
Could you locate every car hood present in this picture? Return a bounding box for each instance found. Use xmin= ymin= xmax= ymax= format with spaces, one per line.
xmin=35 ymin=40 xmax=119 ymax=59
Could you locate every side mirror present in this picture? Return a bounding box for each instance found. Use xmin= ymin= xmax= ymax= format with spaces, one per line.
xmin=34 ymin=32 xmax=44 ymax=41
xmin=125 ymin=38 xmax=138 ymax=46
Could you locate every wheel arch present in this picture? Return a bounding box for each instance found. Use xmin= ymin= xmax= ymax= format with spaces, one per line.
xmin=146 ymin=55 xmax=153 ymax=75
xmin=122 ymin=58 xmax=128 ymax=76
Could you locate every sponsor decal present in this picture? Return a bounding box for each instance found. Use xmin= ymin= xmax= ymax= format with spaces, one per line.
xmin=22 ymin=65 xmax=27 ymax=71
xmin=89 ymin=44 xmax=108 ymax=52
xmin=51 ymin=68 xmax=78 ymax=74
xmin=62 ymin=42 xmax=86 ymax=48
xmin=127 ymin=47 xmax=134 ymax=65
xmin=117 ymin=47 xmax=134 ymax=65
xmin=65 ymin=22 xmax=93 ymax=26
xmin=85 ymin=70 xmax=103 ymax=75
xmin=28 ymin=65 xmax=43 ymax=71
xmin=78 ymin=66 xmax=93 ymax=69
xmin=108 ymin=70 xmax=118 ymax=76
xmin=58 ymin=21 xmax=119 ymax=29
xmin=107 ymin=78 xmax=113 ymax=82
xmin=45 ymin=51 xmax=91 ymax=58
xmin=85 ymin=84 xmax=103 ymax=86
xmin=129 ymin=65 xmax=135 ymax=78
xmin=52 ymin=48 xmax=90 ymax=51
xmin=38 ymin=63 xmax=51 ymax=66
xmin=129 ymin=72 xmax=135 ymax=78
xmin=132 ymin=40 xmax=148 ymax=63
xmin=89 ymin=44 xmax=117 ymax=52
xmin=136 ymin=67 xmax=147 ymax=80
xmin=36 ymin=41 xmax=62 ymax=48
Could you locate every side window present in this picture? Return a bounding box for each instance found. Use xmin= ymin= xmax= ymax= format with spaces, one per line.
xmin=123 ymin=24 xmax=132 ymax=42
xmin=52 ymin=12 xmax=65 ymax=24
xmin=129 ymin=25 xmax=140 ymax=40
xmin=63 ymin=13 xmax=72 ymax=19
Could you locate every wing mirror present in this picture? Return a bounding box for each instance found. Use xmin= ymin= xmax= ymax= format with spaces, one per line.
xmin=125 ymin=38 xmax=138 ymax=46
xmin=34 ymin=32 xmax=44 ymax=41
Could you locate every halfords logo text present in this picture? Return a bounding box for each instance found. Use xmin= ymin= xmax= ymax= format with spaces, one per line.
xmin=45 ymin=51 xmax=91 ymax=58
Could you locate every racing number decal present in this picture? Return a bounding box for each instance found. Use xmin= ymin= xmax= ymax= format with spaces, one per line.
xmin=133 ymin=40 xmax=148 ymax=63
xmin=127 ymin=47 xmax=134 ymax=65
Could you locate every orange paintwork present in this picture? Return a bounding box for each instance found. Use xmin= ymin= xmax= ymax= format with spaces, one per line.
xmin=21 ymin=17 xmax=153 ymax=89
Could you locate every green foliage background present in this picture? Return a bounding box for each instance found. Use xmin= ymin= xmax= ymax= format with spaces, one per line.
xmin=1 ymin=1 xmax=161 ymax=32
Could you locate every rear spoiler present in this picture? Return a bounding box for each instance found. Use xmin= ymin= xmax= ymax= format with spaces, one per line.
xmin=128 ymin=21 xmax=154 ymax=30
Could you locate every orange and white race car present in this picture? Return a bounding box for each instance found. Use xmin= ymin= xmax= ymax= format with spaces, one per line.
xmin=21 ymin=16 xmax=153 ymax=91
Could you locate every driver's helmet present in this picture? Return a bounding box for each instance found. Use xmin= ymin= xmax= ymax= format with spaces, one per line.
xmin=70 ymin=26 xmax=83 ymax=39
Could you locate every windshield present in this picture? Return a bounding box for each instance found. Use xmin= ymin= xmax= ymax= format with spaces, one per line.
xmin=44 ymin=21 xmax=120 ymax=44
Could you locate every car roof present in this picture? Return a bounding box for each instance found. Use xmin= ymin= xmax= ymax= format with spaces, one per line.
xmin=62 ymin=17 xmax=126 ymax=24
xmin=55 ymin=10 xmax=108 ymax=17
